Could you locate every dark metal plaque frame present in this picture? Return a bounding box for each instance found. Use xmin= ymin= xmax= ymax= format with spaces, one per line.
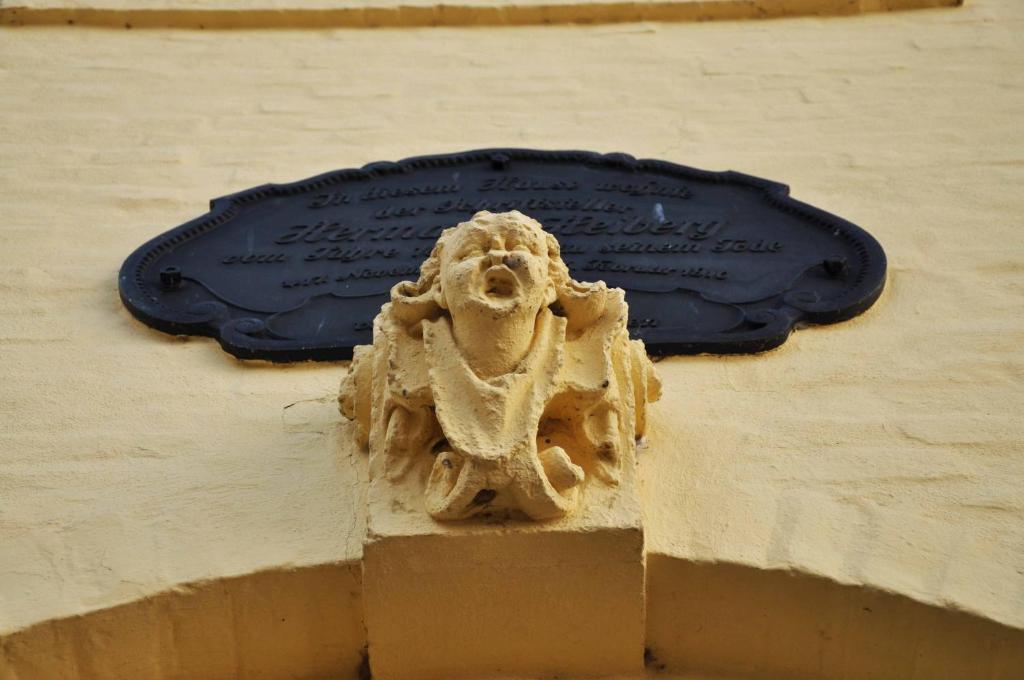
xmin=119 ymin=148 xmax=886 ymax=362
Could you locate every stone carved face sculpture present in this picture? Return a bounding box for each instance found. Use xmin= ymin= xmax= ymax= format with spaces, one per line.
xmin=436 ymin=213 xmax=555 ymax=322
xmin=340 ymin=211 xmax=660 ymax=521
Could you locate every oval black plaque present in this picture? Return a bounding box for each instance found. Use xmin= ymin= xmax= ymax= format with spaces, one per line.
xmin=119 ymin=149 xmax=886 ymax=362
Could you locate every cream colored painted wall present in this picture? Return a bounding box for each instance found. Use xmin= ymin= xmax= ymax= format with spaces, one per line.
xmin=1 ymin=0 xmax=1022 ymax=676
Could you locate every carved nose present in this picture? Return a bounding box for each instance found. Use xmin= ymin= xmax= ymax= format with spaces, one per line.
xmin=502 ymin=254 xmax=523 ymax=270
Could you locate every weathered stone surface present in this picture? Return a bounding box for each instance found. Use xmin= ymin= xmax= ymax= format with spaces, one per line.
xmin=340 ymin=210 xmax=660 ymax=522
xmin=342 ymin=210 xmax=656 ymax=675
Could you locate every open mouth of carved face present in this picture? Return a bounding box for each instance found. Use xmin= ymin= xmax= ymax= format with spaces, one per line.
xmin=483 ymin=266 xmax=518 ymax=299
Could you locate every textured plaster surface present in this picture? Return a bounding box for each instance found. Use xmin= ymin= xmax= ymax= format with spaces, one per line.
xmin=1 ymin=0 xmax=1023 ymax=675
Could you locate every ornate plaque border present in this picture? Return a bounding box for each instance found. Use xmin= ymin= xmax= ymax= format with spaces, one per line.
xmin=118 ymin=148 xmax=887 ymax=361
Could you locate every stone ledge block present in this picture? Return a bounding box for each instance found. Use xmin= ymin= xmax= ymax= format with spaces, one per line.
xmin=362 ymin=524 xmax=645 ymax=678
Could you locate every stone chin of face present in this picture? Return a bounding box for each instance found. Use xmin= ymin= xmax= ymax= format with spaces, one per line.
xmin=440 ymin=219 xmax=550 ymax=318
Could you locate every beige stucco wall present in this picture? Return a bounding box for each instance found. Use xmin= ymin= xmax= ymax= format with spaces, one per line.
xmin=2 ymin=0 xmax=1023 ymax=676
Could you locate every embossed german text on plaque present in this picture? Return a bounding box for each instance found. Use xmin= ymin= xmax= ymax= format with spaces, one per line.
xmin=119 ymin=149 xmax=886 ymax=361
